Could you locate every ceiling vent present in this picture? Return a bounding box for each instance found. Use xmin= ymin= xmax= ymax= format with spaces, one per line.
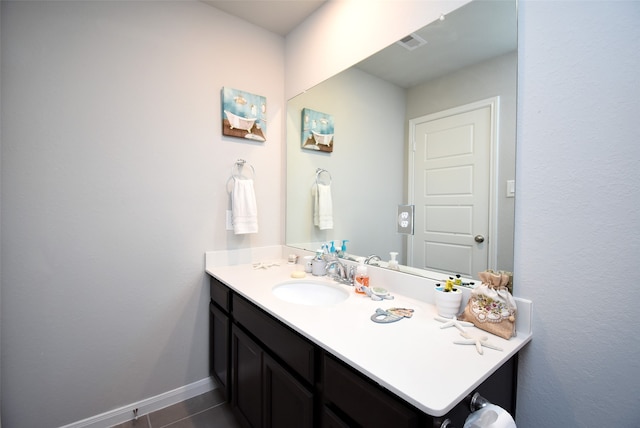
xmin=396 ymin=33 xmax=427 ymax=51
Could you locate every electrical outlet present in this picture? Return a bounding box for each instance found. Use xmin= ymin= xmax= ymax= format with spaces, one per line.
xmin=226 ymin=210 xmax=234 ymax=230
xmin=397 ymin=205 xmax=415 ymax=235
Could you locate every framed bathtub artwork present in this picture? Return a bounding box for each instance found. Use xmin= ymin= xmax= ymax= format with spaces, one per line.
xmin=221 ymin=87 xmax=267 ymax=142
xmin=301 ymin=108 xmax=334 ymax=153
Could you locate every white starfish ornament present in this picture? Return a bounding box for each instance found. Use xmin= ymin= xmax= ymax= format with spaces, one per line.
xmin=434 ymin=316 xmax=474 ymax=332
xmin=454 ymin=332 xmax=503 ymax=355
xmin=252 ymin=261 xmax=280 ymax=270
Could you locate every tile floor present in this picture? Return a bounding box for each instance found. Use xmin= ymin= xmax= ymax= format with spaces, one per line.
xmin=111 ymin=389 xmax=241 ymax=428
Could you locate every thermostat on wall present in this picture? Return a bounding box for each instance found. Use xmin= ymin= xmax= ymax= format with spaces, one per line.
xmin=397 ymin=205 xmax=415 ymax=235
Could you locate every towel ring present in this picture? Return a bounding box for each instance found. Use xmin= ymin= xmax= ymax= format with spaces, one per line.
xmin=315 ymin=168 xmax=332 ymax=185
xmin=232 ymin=159 xmax=255 ymax=180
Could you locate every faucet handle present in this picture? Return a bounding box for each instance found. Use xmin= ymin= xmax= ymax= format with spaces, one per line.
xmin=365 ymin=254 xmax=382 ymax=265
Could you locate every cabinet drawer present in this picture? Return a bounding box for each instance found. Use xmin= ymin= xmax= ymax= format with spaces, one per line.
xmin=233 ymin=295 xmax=315 ymax=384
xmin=210 ymin=277 xmax=231 ymax=312
xmin=323 ymin=353 xmax=420 ymax=428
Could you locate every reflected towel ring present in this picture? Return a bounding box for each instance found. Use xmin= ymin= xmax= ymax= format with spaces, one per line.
xmin=315 ymin=168 xmax=332 ymax=186
xmin=232 ymin=159 xmax=255 ymax=180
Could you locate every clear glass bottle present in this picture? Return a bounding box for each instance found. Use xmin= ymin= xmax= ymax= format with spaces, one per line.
xmin=354 ymin=258 xmax=369 ymax=294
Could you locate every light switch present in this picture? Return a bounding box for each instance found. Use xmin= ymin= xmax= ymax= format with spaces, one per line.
xmin=506 ymin=180 xmax=515 ymax=198
xmin=397 ymin=205 xmax=415 ymax=235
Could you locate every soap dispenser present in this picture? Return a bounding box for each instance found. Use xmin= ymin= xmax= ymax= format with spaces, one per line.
xmin=339 ymin=240 xmax=349 ymax=258
xmin=311 ymin=249 xmax=326 ymax=276
xmin=354 ymin=257 xmax=370 ymax=294
xmin=388 ymin=252 xmax=399 ymax=270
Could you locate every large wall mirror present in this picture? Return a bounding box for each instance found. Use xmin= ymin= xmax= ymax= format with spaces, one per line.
xmin=286 ymin=0 xmax=517 ymax=280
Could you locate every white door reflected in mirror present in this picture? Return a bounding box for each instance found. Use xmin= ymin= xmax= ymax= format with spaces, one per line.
xmin=409 ymin=99 xmax=496 ymax=276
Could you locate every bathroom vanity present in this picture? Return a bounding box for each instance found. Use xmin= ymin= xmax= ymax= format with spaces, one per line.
xmin=206 ymin=249 xmax=532 ymax=427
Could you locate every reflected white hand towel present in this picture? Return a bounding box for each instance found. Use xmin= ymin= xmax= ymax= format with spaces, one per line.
xmin=312 ymin=183 xmax=333 ymax=230
xmin=232 ymin=178 xmax=258 ymax=234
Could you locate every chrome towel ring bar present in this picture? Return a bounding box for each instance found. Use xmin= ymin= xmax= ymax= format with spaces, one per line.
xmin=315 ymin=168 xmax=332 ymax=185
xmin=232 ymin=159 xmax=255 ymax=180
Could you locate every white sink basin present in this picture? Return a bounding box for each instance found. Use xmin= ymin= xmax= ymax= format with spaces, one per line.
xmin=272 ymin=280 xmax=349 ymax=306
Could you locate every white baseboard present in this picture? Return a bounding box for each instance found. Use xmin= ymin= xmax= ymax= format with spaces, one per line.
xmin=59 ymin=376 xmax=219 ymax=428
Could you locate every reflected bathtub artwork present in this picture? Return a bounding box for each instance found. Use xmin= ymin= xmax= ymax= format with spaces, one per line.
xmin=302 ymin=108 xmax=334 ymax=152
xmin=221 ymin=87 xmax=267 ymax=142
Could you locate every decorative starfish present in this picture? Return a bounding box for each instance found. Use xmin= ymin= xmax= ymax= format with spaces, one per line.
xmin=252 ymin=262 xmax=280 ymax=270
xmin=434 ymin=316 xmax=474 ymax=332
xmin=453 ymin=332 xmax=503 ymax=355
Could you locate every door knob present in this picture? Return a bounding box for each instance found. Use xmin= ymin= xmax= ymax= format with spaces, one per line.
xmin=474 ymin=235 xmax=485 ymax=243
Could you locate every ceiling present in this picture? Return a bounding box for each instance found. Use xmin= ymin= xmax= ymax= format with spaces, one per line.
xmin=356 ymin=0 xmax=517 ymax=88
xmin=202 ymin=0 xmax=516 ymax=89
xmin=203 ymin=0 xmax=327 ymax=36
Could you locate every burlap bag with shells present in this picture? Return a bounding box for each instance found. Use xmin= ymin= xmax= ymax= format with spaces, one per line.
xmin=461 ymin=271 xmax=517 ymax=339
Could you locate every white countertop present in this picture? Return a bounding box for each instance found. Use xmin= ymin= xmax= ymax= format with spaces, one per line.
xmin=205 ymin=247 xmax=532 ymax=417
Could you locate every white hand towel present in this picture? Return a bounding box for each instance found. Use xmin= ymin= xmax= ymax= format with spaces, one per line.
xmin=312 ymin=183 xmax=333 ymax=230
xmin=232 ymin=178 xmax=258 ymax=234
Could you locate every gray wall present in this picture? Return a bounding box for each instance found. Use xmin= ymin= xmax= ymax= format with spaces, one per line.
xmin=0 ymin=3 xmax=3 ymax=425
xmin=2 ymin=1 xmax=639 ymax=427
xmin=286 ymin=67 xmax=405 ymax=259
xmin=515 ymin=1 xmax=640 ymax=426
xmin=1 ymin=1 xmax=284 ymax=426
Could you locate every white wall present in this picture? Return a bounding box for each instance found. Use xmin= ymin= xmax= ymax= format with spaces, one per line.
xmin=1 ymin=1 xmax=284 ymax=426
xmin=288 ymin=0 xmax=640 ymax=427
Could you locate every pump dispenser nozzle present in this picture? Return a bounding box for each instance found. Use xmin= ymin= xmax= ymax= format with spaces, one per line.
xmin=339 ymin=240 xmax=349 ymax=258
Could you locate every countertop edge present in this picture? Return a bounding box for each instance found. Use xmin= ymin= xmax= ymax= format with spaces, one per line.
xmin=204 ymin=249 xmax=533 ymax=417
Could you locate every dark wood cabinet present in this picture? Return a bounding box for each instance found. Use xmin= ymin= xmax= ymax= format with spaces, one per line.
xmin=210 ymin=276 xmax=518 ymax=428
xmin=233 ymin=295 xmax=315 ymax=385
xmin=321 ymin=406 xmax=350 ymax=428
xmin=231 ymin=325 xmax=263 ymax=428
xmin=323 ymin=353 xmax=423 ymax=428
xmin=231 ymin=323 xmax=314 ymax=428
xmin=210 ymin=278 xmax=232 ymax=399
xmin=212 ymin=277 xmax=315 ymax=428
xmin=263 ymin=352 xmax=314 ymax=428
xmin=210 ymin=303 xmax=231 ymax=399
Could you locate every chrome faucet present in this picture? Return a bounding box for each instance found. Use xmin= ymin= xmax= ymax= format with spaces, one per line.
xmin=364 ymin=254 xmax=382 ymax=265
xmin=325 ymin=258 xmax=354 ymax=285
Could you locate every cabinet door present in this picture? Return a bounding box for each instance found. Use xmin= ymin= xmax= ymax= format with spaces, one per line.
xmin=321 ymin=406 xmax=350 ymax=428
xmin=232 ymin=325 xmax=263 ymax=428
xmin=233 ymin=295 xmax=315 ymax=384
xmin=263 ymin=353 xmax=313 ymax=428
xmin=323 ymin=353 xmax=421 ymax=428
xmin=210 ymin=303 xmax=230 ymax=399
